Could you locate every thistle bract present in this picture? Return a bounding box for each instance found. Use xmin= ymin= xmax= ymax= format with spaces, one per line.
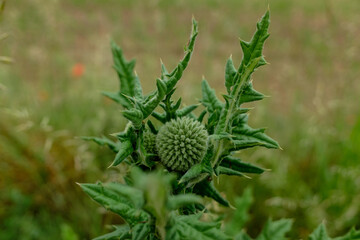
xmin=143 ymin=130 xmax=157 ymax=154
xmin=156 ymin=117 xmax=208 ymax=172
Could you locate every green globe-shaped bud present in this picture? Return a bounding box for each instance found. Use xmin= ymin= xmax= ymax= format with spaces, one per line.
xmin=156 ymin=117 xmax=208 ymax=172
xmin=143 ymin=130 xmax=157 ymax=154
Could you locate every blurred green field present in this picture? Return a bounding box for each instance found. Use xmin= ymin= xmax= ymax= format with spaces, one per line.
xmin=1 ymin=0 xmax=360 ymax=239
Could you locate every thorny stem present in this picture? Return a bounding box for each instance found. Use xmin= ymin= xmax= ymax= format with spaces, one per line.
xmin=211 ymin=58 xmax=261 ymax=168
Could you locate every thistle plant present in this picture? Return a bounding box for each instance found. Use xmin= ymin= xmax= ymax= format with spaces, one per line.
xmin=79 ymin=10 xmax=359 ymax=240
xmin=81 ymin=10 xmax=276 ymax=239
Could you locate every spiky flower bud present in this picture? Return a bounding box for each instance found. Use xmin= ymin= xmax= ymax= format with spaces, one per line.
xmin=143 ymin=131 xmax=157 ymax=154
xmin=156 ymin=117 xmax=208 ymax=172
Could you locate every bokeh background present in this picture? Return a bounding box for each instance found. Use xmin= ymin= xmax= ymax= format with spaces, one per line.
xmin=1 ymin=0 xmax=359 ymax=239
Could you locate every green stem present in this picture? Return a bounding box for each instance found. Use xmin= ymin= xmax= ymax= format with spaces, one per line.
xmin=211 ymin=58 xmax=261 ymax=168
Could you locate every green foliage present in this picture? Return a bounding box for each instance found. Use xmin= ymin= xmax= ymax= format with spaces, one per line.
xmin=309 ymin=224 xmax=330 ymax=240
xmin=81 ymin=136 xmax=119 ymax=153
xmin=179 ymin=10 xmax=278 ymax=205
xmin=231 ymin=190 xmax=360 ymax=240
xmin=79 ymin=9 xmax=360 ymax=240
xmin=167 ymin=214 xmax=231 ymax=240
xmin=256 ymin=219 xmax=293 ymax=240
xmin=81 ymin=10 xmax=282 ymax=239
xmin=2 ymin=0 xmax=359 ymax=239
xmin=220 ymin=156 xmax=265 ymax=174
xmin=202 ymin=11 xmax=279 ymax=169
xmin=81 ymin=11 xmax=280 ymax=239
xmin=234 ymin=221 xmax=360 ymax=240
xmin=226 ymin=188 xmax=253 ymax=235
xmin=92 ymin=225 xmax=130 ymax=240
xmin=245 ymin=220 xmax=360 ymax=240
xmin=81 ymin=168 xmax=226 ymax=240
xmin=61 ymin=224 xmax=79 ymax=240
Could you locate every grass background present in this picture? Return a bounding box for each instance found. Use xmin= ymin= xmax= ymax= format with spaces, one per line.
xmin=1 ymin=0 xmax=360 ymax=239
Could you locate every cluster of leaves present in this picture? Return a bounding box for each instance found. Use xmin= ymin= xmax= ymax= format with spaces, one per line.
xmin=227 ymin=188 xmax=360 ymax=240
xmin=80 ymin=168 xmax=360 ymax=240
xmin=81 ymin=168 xmax=229 ymax=240
xmin=85 ymin=8 xmax=275 ymax=206
xmin=79 ymin=10 xmax=360 ymax=240
xmin=82 ymin=10 xmax=276 ymax=239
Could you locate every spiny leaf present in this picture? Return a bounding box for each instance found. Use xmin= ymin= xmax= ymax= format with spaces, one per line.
xmin=236 ymin=219 xmax=360 ymax=240
xmin=141 ymin=78 xmax=167 ymax=118
xmin=226 ymin=188 xmax=253 ymax=235
xmin=218 ymin=10 xmax=270 ymax=138
xmin=235 ymin=232 xmax=253 ymax=240
xmin=122 ymin=108 xmax=143 ymax=129
xmin=176 ymin=104 xmax=200 ymax=117
xmin=220 ymin=156 xmax=265 ymax=174
xmin=132 ymin=222 xmax=151 ymax=240
xmin=102 ymin=91 xmax=133 ymax=109
xmin=80 ymin=183 xmax=148 ymax=227
xmin=238 ymin=10 xmax=270 ymax=74
xmin=256 ymin=219 xmax=293 ymax=240
xmin=111 ymin=139 xmax=133 ymax=167
xmin=217 ymin=166 xmax=248 ymax=177
xmin=229 ymin=133 xmax=279 ymax=150
xmin=238 ymin=82 xmax=265 ymax=105
xmin=167 ymin=214 xmax=231 ymax=240
xmin=160 ymin=59 xmax=169 ymax=79
xmin=81 ymin=136 xmax=119 ymax=153
xmin=214 ymin=9 xmax=271 ymax=141
xmin=193 ymin=180 xmax=231 ymax=207
xmin=129 ymin=168 xmax=175 ymax=239
xmin=111 ymin=41 xmax=143 ymax=100
xmin=179 ymin=145 xmax=215 ymax=185
xmin=197 ymin=110 xmax=207 ymax=123
xmin=333 ymin=228 xmax=360 ymax=240
xmin=106 ymin=182 xmax=144 ymax=209
xmin=206 ymin=111 xmax=221 ymax=134
xmin=147 ymin=120 xmax=158 ymax=134
xmin=231 ymin=107 xmax=252 ymax=117
xmin=142 ymin=90 xmax=158 ymax=104
xmin=164 ymin=64 xmax=184 ymax=94
xmin=93 ymin=225 xmax=131 ymax=240
xmin=167 ymin=194 xmax=202 ymax=210
xmin=225 ymin=56 xmax=237 ymax=94
xmin=172 ymin=98 xmax=182 ymax=111
xmin=210 ymin=132 xmax=233 ymax=141
xmin=151 ymin=111 xmax=166 ymax=123
xmin=231 ymin=57 xmax=262 ymax=103
xmin=230 ymin=114 xmax=280 ymax=150
xmin=201 ymin=78 xmax=223 ymax=113
xmin=215 ymin=57 xmax=261 ymax=136
xmin=163 ymin=18 xmax=198 ymax=93
xmin=179 ymin=163 xmax=212 ymax=184
xmin=309 ymin=223 xmax=330 ymax=240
